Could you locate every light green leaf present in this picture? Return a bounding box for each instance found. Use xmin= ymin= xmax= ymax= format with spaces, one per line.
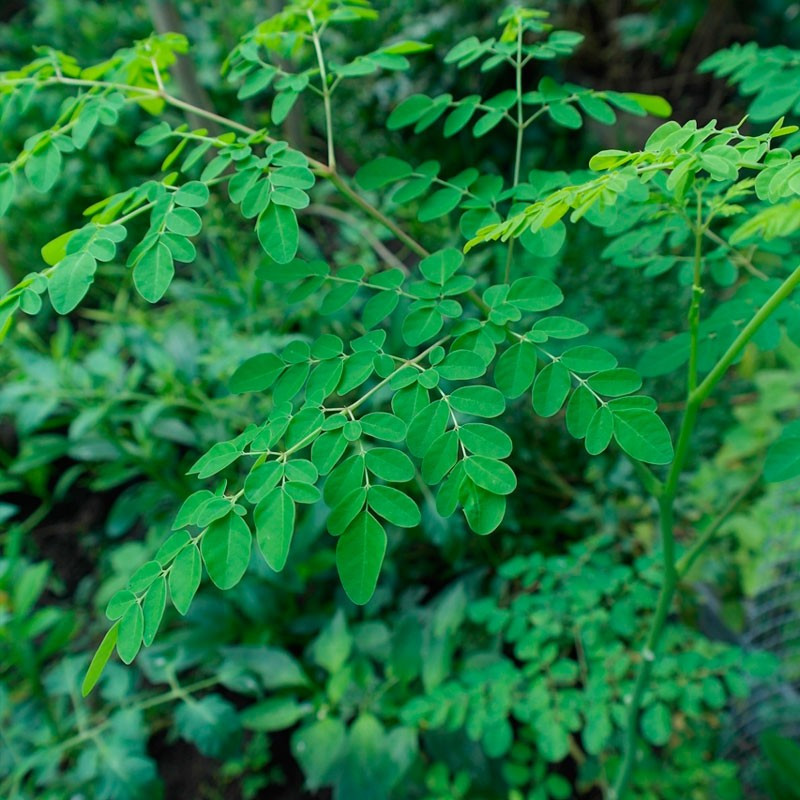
xmin=458 ymin=423 xmax=512 ymax=458
xmin=494 ymin=341 xmax=538 ymax=398
xmin=565 ymin=385 xmax=597 ymax=438
xmin=585 ymin=406 xmax=613 ymax=455
xmin=174 ymin=181 xmax=210 ymax=208
xmin=81 ymin=622 xmax=119 ymax=696
xmin=356 ymin=156 xmax=413 ymax=189
xmin=507 ymin=276 xmax=563 ymax=312
xmin=327 ymin=486 xmax=368 ymax=536
xmin=169 ymin=544 xmax=202 ymax=615
xmin=48 ymin=252 xmax=97 ymax=314
xmin=255 ymin=488 xmax=295 ymax=571
xmin=368 ymin=485 xmax=420 ymax=527
xmin=460 ymin=479 xmax=506 ymax=535
xmin=402 ymin=306 xmax=443 ymax=346
xmin=463 ymin=455 xmax=517 ymax=495
xmin=336 ymin=512 xmax=387 ymax=604
xmin=587 ymin=368 xmax=642 ymax=397
xmin=532 ymin=362 xmax=571 ymax=417
xmin=117 ymin=602 xmax=144 ymax=664
xmin=419 ymin=248 xmax=463 ymax=284
xmin=241 ymin=697 xmax=312 ymax=731
xmin=230 ymin=352 xmax=284 ymax=393
xmin=641 ymin=702 xmax=672 ymax=746
xmin=449 ymin=386 xmax=506 ymax=418
xmin=142 ymin=575 xmax=166 ymax=646
xmin=360 ymin=412 xmax=407 ymax=442
xmin=418 ymin=187 xmax=461 ymax=221
xmin=201 ymin=514 xmax=252 ymax=590
xmin=421 ymin=429 xmax=459 ymax=484
xmin=436 ymin=349 xmax=487 ymax=381
xmin=134 ymin=242 xmax=175 ymax=303
xmin=257 ymin=203 xmax=299 ymax=264
xmin=560 ymin=346 xmax=617 ymax=373
xmin=365 ymin=447 xmax=415 ymax=482
xmin=25 ymin=141 xmax=62 ymax=193
xmin=406 ymin=400 xmax=450 ymax=457
xmin=612 ymin=408 xmax=674 ymax=465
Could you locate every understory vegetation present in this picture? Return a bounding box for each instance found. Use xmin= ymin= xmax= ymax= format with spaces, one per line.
xmin=2 ymin=1 xmax=800 ymax=798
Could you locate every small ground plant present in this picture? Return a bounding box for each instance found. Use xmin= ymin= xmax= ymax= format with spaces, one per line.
xmin=2 ymin=2 xmax=800 ymax=797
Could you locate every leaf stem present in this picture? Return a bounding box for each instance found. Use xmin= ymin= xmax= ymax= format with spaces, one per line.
xmin=307 ymin=9 xmax=335 ymax=170
xmin=687 ymin=191 xmax=704 ymax=394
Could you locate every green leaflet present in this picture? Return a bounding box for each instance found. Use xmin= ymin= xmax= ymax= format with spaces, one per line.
xmin=201 ymin=514 xmax=252 ymax=590
xmin=565 ymin=386 xmax=597 ymax=439
xmin=336 ymin=512 xmax=387 ymax=604
xmin=421 ymin=430 xmax=459 ymax=484
xmin=460 ymin=480 xmax=506 ymax=535
xmin=134 ymin=242 xmax=175 ymax=303
xmin=560 ymin=346 xmax=617 ymax=374
xmin=419 ymin=248 xmax=463 ymax=284
xmin=365 ymin=448 xmax=415 ymax=482
xmin=532 ymin=362 xmax=571 ymax=417
xmin=764 ymin=424 xmax=800 ymax=482
xmin=494 ymin=341 xmax=538 ymax=398
xmin=356 ymin=156 xmax=414 ymax=189
xmin=449 ymin=386 xmax=506 ymax=418
xmin=48 ymin=252 xmax=97 ymax=314
xmin=641 ymin=702 xmax=672 ymax=747
xmin=360 ymin=412 xmax=407 ymax=442
xmin=587 ymin=368 xmax=642 ymax=397
xmin=25 ymin=140 xmax=62 ymax=193
xmin=367 ymin=485 xmax=421 ymax=527
xmin=312 ymin=430 xmax=348 ymax=475
xmin=507 ymin=276 xmax=563 ymax=312
xmin=463 ymin=455 xmax=517 ymax=495
xmin=142 ymin=575 xmax=167 ymax=646
xmin=585 ymin=407 xmax=614 ymax=455
xmin=437 ymin=349 xmax=487 ymax=381
xmin=402 ymin=306 xmax=443 ymax=346
xmin=117 ymin=602 xmax=144 ymax=664
xmin=458 ymin=423 xmax=512 ymax=458
xmin=255 ymin=488 xmax=295 ymax=571
xmin=174 ymin=181 xmax=210 ymax=207
xmin=81 ymin=622 xmax=119 ymax=697
xmin=257 ymin=202 xmax=299 ymax=263
xmin=407 ymin=400 xmax=450 ymax=457
xmin=328 ymin=487 xmax=368 ymax=536
xmin=612 ymin=408 xmax=674 ymax=465
xmin=230 ymin=353 xmax=285 ymax=393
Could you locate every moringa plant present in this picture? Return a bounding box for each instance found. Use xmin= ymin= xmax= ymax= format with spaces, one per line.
xmin=2 ymin=2 xmax=800 ymax=797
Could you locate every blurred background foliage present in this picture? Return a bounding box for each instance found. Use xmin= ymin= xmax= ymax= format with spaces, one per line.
xmin=2 ymin=0 xmax=800 ymax=798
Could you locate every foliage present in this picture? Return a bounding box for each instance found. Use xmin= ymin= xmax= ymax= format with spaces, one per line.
xmin=2 ymin=1 xmax=800 ymax=798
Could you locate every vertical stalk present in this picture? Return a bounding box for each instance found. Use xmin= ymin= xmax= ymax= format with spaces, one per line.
xmin=504 ymin=20 xmax=525 ymax=284
xmin=307 ymin=10 xmax=335 ymax=170
xmin=687 ymin=192 xmax=704 ymax=394
xmin=610 ymin=399 xmax=697 ymax=799
xmin=611 ymin=196 xmax=708 ymax=798
xmin=512 ymin=21 xmax=524 ymax=188
xmin=611 ymin=256 xmax=800 ymax=796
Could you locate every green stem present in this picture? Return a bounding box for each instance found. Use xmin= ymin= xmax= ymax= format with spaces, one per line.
xmin=307 ymin=9 xmax=335 ymax=170
xmin=513 ymin=24 xmax=524 ymax=187
xmin=504 ymin=25 xmax=524 ymax=285
xmin=687 ymin=193 xmax=704 ymax=394
xmin=612 ymin=260 xmax=800 ymax=799
xmin=324 ymin=169 xmax=429 ymax=258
